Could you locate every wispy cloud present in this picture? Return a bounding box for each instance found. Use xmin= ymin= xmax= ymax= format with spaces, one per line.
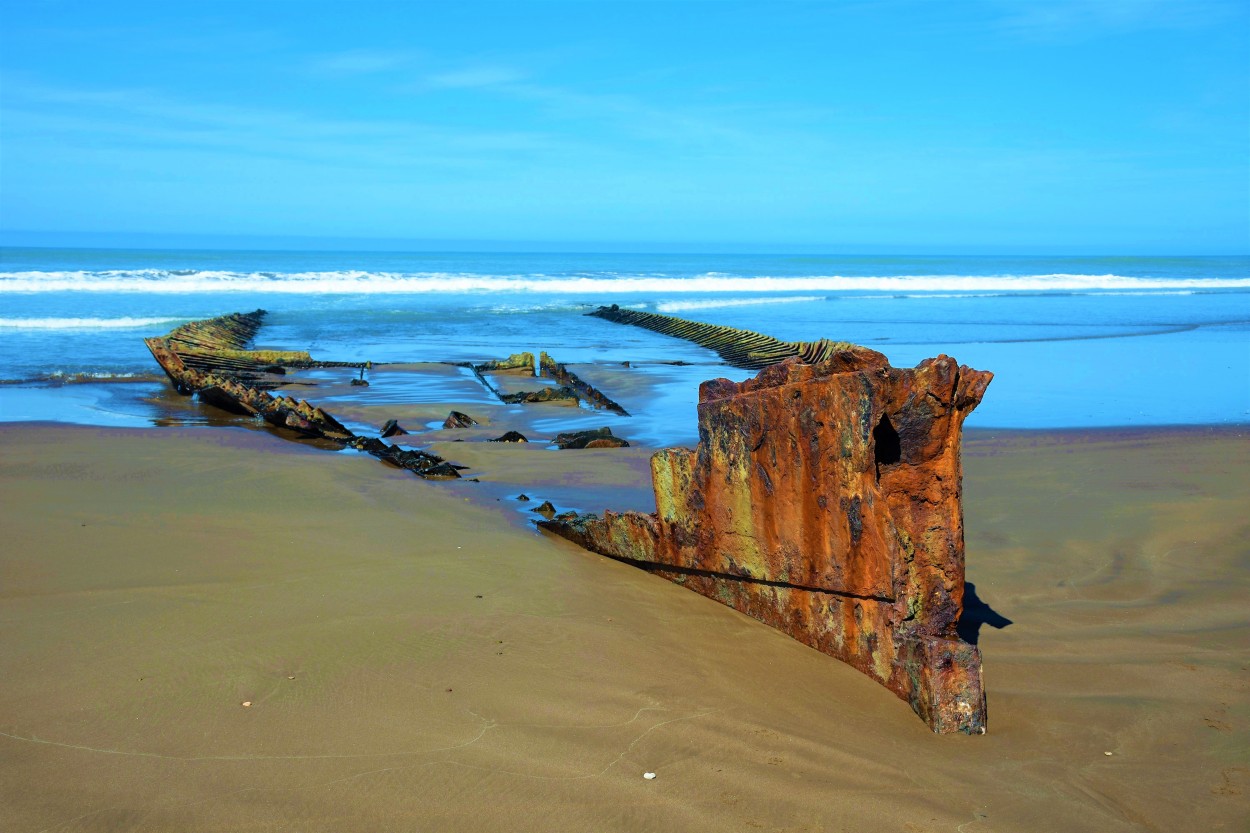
xmin=311 ymin=48 xmax=419 ymax=76
xmin=0 ymin=75 xmax=567 ymax=176
xmin=12 ymin=20 xmax=289 ymax=55
xmin=398 ymin=64 xmax=794 ymax=155
xmin=986 ymin=0 xmax=1241 ymax=40
xmin=422 ymin=66 xmax=527 ymax=90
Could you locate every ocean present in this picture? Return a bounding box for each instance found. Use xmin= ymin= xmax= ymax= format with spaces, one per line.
xmin=1 ymin=247 xmax=1247 ymax=439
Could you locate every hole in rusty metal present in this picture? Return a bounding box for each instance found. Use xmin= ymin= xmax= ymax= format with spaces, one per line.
xmin=873 ymin=414 xmax=901 ymax=479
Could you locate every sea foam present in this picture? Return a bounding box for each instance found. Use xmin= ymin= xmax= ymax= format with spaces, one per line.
xmin=1 ymin=270 xmax=1247 ymax=294
xmin=0 ymin=316 xmax=185 ymax=330
xmin=656 ymin=296 xmax=827 ymax=313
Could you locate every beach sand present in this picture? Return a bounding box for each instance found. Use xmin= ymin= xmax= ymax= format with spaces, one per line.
xmin=0 ymin=422 xmax=1246 ymax=831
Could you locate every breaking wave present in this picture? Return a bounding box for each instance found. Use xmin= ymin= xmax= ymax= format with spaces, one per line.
xmin=1 ymin=270 xmax=1247 ymax=295
xmin=0 ymin=316 xmax=185 ymax=330
xmin=656 ymin=296 xmax=826 ymax=313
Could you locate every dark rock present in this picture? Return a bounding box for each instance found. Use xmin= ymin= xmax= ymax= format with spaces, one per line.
xmin=421 ymin=462 xmax=463 ymax=479
xmin=530 ymin=500 xmax=557 ymax=518
xmin=583 ymin=437 xmax=629 ymax=449
xmin=550 ymin=427 xmax=628 ymax=449
xmin=369 ymin=444 xmax=461 ymax=479
xmin=516 ymin=494 xmax=531 ymax=502
xmin=352 ymin=436 xmax=390 ymax=455
xmin=500 ymin=386 xmax=577 ymax=404
xmin=350 ymin=378 xmax=369 ymax=386
xmin=490 ymin=431 xmax=529 ymax=443
xmin=442 ymin=410 xmax=478 ymax=429
xmin=380 ymin=419 xmax=409 ymax=438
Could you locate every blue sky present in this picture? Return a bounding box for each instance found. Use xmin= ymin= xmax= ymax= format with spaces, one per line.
xmin=0 ymin=0 xmax=1247 ymax=253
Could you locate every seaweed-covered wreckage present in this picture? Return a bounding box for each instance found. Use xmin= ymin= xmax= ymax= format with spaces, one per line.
xmin=145 ymin=307 xmax=993 ymax=733
xmin=541 ymin=308 xmax=993 ymax=734
xmin=145 ymin=310 xmax=462 ymax=478
xmin=462 ymin=351 xmax=629 ymax=414
xmin=589 ymin=304 xmax=860 ymax=369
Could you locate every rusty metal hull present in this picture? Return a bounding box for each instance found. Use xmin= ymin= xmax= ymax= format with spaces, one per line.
xmin=542 ymin=349 xmax=992 ymax=734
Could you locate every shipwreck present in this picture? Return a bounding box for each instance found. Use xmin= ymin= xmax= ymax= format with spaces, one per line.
xmin=541 ymin=309 xmax=993 ymax=734
xmin=144 ymin=307 xmax=992 ymax=733
xmin=144 ymin=310 xmax=461 ymax=477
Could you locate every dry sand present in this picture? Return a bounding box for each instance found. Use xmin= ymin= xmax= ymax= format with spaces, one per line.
xmin=0 ymin=423 xmax=1246 ymax=832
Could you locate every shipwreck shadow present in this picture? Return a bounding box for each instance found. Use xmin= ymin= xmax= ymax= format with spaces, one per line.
xmin=957 ymin=582 xmax=1014 ymax=645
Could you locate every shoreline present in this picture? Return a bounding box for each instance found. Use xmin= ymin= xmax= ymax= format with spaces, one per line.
xmin=1 ymin=420 xmax=1247 ymax=830
xmin=2 ymin=372 xmax=1247 ymax=436
xmin=4 ymin=415 xmax=1247 ymax=446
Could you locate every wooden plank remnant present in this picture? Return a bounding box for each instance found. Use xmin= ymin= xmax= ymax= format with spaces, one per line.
xmin=145 ymin=310 xmax=461 ymax=479
xmin=587 ymin=304 xmax=856 ymax=370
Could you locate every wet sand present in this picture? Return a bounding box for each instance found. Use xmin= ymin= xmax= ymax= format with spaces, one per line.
xmin=0 ymin=422 xmax=1246 ymax=831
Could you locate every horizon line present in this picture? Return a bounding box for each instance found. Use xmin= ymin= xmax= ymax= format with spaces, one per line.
xmin=1 ymin=229 xmax=1247 ymax=258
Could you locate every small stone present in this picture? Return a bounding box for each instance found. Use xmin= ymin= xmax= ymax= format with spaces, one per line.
xmin=442 ymin=410 xmax=478 ymax=429
xmin=380 ymin=419 xmax=409 ymax=437
xmin=241 ymin=701 xmax=252 ymax=708
xmin=583 ymin=437 xmax=630 ymax=449
xmin=499 ymin=386 xmax=576 ymax=404
xmin=530 ymin=500 xmax=557 ymax=518
xmin=550 ymin=426 xmax=626 ymax=449
xmin=490 ymin=430 xmax=529 ymax=443
xmin=1105 ymin=751 xmax=1113 ymax=756
xmin=643 ymin=772 xmax=657 ymax=780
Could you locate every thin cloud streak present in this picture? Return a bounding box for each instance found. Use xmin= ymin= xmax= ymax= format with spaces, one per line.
xmin=312 ymin=49 xmax=420 ymax=76
xmin=422 ymin=66 xmax=528 ymax=89
xmin=2 ymin=69 xmax=1180 ymax=199
xmin=0 ymin=77 xmax=575 ymax=175
xmin=985 ymin=0 xmax=1240 ymax=40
